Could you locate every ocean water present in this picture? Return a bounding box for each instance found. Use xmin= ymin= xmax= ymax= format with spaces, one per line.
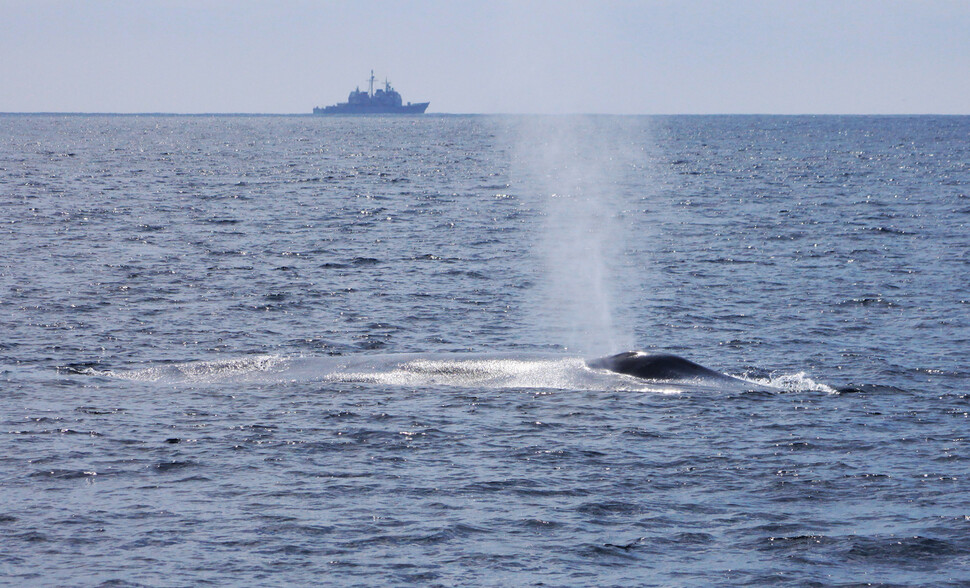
xmin=1 ymin=114 xmax=968 ymax=586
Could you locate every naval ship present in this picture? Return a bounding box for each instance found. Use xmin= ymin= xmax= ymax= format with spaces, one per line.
xmin=313 ymin=71 xmax=429 ymax=115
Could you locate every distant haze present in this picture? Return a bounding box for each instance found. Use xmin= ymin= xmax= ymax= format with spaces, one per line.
xmin=2 ymin=0 xmax=968 ymax=114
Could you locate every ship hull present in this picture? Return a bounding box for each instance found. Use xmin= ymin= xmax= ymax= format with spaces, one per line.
xmin=313 ymin=102 xmax=430 ymax=115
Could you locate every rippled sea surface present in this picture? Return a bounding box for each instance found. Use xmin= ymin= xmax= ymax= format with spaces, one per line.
xmin=2 ymin=114 xmax=969 ymax=586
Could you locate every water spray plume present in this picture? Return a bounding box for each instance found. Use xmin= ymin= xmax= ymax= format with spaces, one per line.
xmin=513 ymin=116 xmax=640 ymax=355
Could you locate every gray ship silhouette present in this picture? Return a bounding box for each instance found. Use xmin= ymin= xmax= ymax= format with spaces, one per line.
xmin=313 ymin=71 xmax=429 ymax=115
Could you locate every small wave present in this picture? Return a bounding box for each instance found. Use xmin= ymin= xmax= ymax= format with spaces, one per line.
xmin=834 ymin=383 xmax=909 ymax=394
xmin=847 ymin=535 xmax=961 ymax=562
xmin=836 ymin=297 xmax=899 ymax=308
xmin=29 ymin=469 xmax=100 ymax=480
xmin=75 ymin=406 xmax=126 ymax=415
xmin=867 ymin=226 xmax=915 ymax=236
xmin=153 ymin=460 xmax=199 ymax=473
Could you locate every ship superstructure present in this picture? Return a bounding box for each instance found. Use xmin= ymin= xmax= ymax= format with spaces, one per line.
xmin=313 ymin=71 xmax=429 ymax=115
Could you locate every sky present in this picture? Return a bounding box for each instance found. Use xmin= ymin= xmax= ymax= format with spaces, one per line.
xmin=1 ymin=0 xmax=968 ymax=115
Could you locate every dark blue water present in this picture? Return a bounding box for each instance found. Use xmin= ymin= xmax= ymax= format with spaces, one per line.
xmin=2 ymin=114 xmax=968 ymax=586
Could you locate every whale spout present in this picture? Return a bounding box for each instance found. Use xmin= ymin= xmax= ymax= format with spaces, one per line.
xmin=586 ymin=351 xmax=739 ymax=383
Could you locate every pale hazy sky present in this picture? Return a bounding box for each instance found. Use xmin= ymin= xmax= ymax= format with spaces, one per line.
xmin=2 ymin=0 xmax=968 ymax=114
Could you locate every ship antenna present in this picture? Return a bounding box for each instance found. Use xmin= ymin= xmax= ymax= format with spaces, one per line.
xmin=369 ymin=70 xmax=375 ymax=97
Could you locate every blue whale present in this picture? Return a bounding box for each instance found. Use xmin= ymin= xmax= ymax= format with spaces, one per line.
xmin=586 ymin=351 xmax=744 ymax=384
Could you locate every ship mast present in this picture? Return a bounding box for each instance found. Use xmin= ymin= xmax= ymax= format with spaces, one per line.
xmin=368 ymin=70 xmax=376 ymax=98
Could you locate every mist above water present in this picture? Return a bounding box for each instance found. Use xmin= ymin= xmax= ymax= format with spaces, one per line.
xmin=512 ymin=116 xmax=644 ymax=355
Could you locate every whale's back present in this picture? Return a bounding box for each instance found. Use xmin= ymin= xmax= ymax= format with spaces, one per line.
xmin=586 ymin=351 xmax=737 ymax=383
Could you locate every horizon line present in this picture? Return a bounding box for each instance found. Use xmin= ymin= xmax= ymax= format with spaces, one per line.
xmin=2 ymin=111 xmax=968 ymax=117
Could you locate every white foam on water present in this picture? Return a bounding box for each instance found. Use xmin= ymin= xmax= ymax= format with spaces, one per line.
xmin=325 ymin=356 xmax=672 ymax=392
xmin=79 ymin=352 xmax=842 ymax=395
xmin=84 ymin=354 xmax=290 ymax=384
xmin=741 ymin=371 xmax=840 ymax=394
xmin=83 ymin=353 xmax=679 ymax=393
